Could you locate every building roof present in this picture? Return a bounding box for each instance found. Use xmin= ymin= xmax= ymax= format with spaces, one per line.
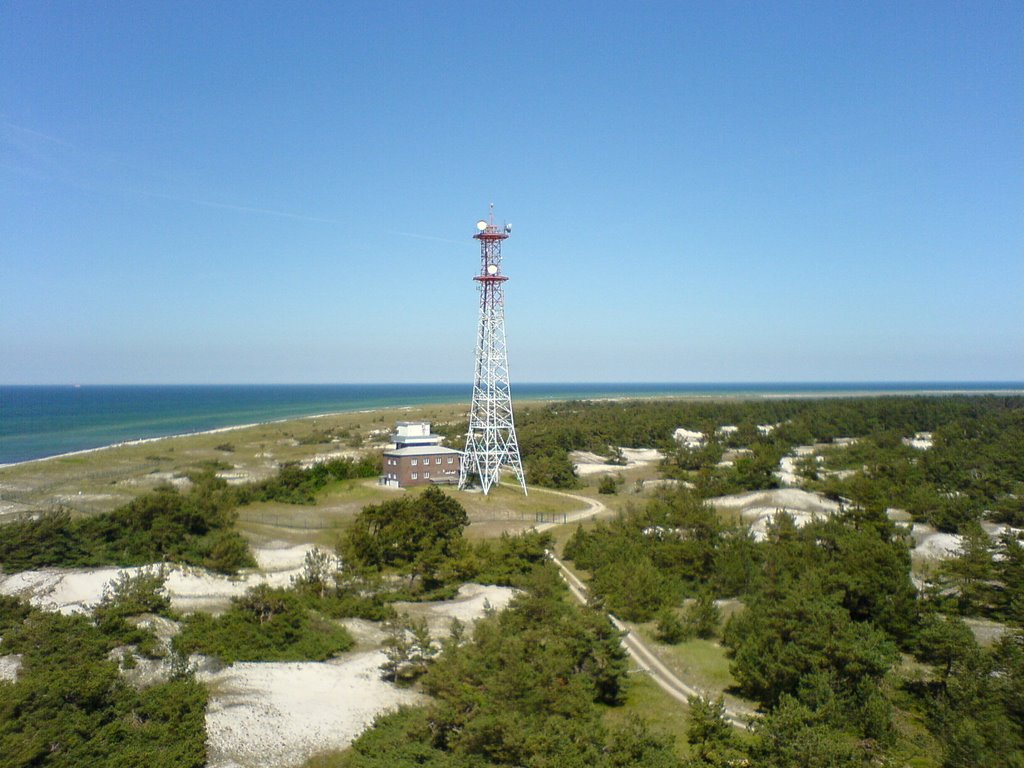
xmin=391 ymin=435 xmax=443 ymax=445
xmin=383 ymin=446 xmax=463 ymax=458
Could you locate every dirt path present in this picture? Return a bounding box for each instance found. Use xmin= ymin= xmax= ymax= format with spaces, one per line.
xmin=491 ymin=483 xmax=754 ymax=727
xmin=527 ymin=485 xmax=608 ymax=530
xmin=533 ymin=485 xmax=755 ymax=729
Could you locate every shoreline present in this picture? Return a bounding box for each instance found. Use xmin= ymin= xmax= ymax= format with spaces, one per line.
xmin=3 ymin=386 xmax=1023 ymax=471
xmin=0 ymin=407 xmax=409 ymax=471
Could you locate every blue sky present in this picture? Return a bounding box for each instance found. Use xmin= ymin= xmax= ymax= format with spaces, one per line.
xmin=2 ymin=1 xmax=1021 ymax=384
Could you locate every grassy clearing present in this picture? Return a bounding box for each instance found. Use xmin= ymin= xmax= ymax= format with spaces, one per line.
xmin=234 ymin=478 xmax=591 ymax=548
xmin=457 ymin=482 xmax=583 ymax=519
xmin=632 ymin=624 xmax=737 ymax=692
xmin=0 ymin=404 xmax=467 ymax=515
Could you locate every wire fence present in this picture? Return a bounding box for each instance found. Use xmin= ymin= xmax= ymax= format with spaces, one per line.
xmin=242 ymin=509 xmax=568 ymax=529
xmin=243 ymin=512 xmax=345 ymax=531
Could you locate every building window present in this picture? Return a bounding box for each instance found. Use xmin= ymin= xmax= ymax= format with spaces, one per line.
xmin=447 ymin=457 xmax=454 ymax=464
xmin=424 ymin=472 xmax=430 ymax=478
xmin=411 ymin=459 xmax=417 ymax=466
xmin=435 ymin=457 xmax=441 ymax=464
xmin=411 ymin=473 xmax=418 ymax=480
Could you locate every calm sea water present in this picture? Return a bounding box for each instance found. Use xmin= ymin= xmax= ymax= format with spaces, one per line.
xmin=1 ymin=383 xmax=1021 ymax=465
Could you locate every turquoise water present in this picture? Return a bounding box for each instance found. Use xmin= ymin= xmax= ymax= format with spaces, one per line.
xmin=2 ymin=383 xmax=1022 ymax=465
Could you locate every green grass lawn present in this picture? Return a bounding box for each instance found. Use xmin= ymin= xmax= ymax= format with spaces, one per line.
xmin=629 ymin=622 xmax=763 ymax=722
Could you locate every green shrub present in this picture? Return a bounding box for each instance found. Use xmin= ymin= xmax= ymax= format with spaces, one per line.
xmin=174 ymin=584 xmax=353 ymax=663
xmin=681 ymin=591 xmax=721 ymax=640
xmin=0 ymin=599 xmax=207 ymax=767
xmin=0 ymin=477 xmax=254 ymax=574
xmin=655 ymin=607 xmax=690 ymax=644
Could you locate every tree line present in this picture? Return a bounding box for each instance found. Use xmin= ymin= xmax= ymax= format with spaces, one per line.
xmin=0 ymin=455 xmax=380 ymax=574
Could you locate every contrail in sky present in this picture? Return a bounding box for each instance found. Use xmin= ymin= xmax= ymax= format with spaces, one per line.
xmin=393 ymin=231 xmax=462 ymax=245
xmin=5 ymin=120 xmax=464 ymax=237
xmin=148 ymin=193 xmax=348 ymax=225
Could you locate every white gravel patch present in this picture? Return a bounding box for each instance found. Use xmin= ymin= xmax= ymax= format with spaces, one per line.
xmin=0 ymin=567 xmax=124 ymax=614
xmin=640 ymin=478 xmax=690 ymax=492
xmin=911 ymin=524 xmax=963 ymax=560
xmin=711 ymin=488 xmax=842 ymax=517
xmin=0 ymin=654 xmax=22 ymax=682
xmin=903 ymin=432 xmax=933 ymax=450
xmin=711 ymin=489 xmax=843 ymax=541
xmin=673 ymin=428 xmax=705 ymax=449
xmin=620 ymin=448 xmax=664 ymax=463
xmin=393 ymin=583 xmax=517 ymax=637
xmin=201 ymin=652 xmax=423 ymax=768
xmin=775 ymin=456 xmax=801 ymax=486
xmin=251 ymin=543 xmax=318 ymax=572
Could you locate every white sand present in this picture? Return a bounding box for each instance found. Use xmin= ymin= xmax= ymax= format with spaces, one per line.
xmin=202 ymin=583 xmax=510 ymax=768
xmin=0 ymin=567 xmax=124 ymax=614
xmin=673 ymin=428 xmax=705 ymax=449
xmin=640 ymin=478 xmax=690 ymax=492
xmin=0 ymin=543 xmax=317 ymax=615
xmin=0 ymin=499 xmax=32 ymax=520
xmin=910 ymin=524 xmax=963 ymax=560
xmin=300 ymin=450 xmax=359 ymax=468
xmin=569 ymin=447 xmax=665 ymax=477
xmin=251 ymin=543 xmax=317 ymax=572
xmin=907 ymin=519 xmax=1021 ymax=561
xmin=886 ymin=508 xmax=914 ymax=523
xmin=201 ymin=653 xmax=423 ymax=768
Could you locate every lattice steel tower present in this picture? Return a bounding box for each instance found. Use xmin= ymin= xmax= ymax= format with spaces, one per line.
xmin=458 ymin=206 xmax=527 ymax=495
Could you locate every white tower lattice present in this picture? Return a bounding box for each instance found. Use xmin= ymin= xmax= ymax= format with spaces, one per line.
xmin=458 ymin=207 xmax=527 ymax=495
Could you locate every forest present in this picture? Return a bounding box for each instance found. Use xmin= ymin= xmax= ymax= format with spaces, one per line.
xmin=1 ymin=395 xmax=1022 ymax=767
xmin=512 ymin=395 xmax=1024 ymax=532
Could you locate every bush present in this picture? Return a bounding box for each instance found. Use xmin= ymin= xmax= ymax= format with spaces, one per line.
xmin=655 ymin=607 xmax=690 ymax=644
xmin=92 ymin=566 xmax=173 ymax=648
xmin=0 ymin=599 xmax=207 ymax=767
xmin=681 ymin=592 xmax=721 ymax=639
xmin=472 ymin=530 xmax=553 ymax=587
xmin=341 ymin=486 xmax=469 ymax=589
xmin=174 ymin=584 xmax=353 ymax=663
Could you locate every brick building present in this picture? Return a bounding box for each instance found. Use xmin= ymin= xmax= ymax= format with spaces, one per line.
xmin=381 ymin=422 xmax=462 ymax=488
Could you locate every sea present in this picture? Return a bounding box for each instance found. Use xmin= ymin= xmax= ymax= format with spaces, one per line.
xmin=2 ymin=382 xmax=1022 ymax=466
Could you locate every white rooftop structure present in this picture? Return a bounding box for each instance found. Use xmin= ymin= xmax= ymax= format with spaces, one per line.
xmin=391 ymin=421 xmax=443 ymax=448
xmin=384 ymin=446 xmax=463 ymax=458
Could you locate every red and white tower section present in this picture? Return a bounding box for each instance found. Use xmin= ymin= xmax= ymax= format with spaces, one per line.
xmin=458 ymin=208 xmax=527 ymax=496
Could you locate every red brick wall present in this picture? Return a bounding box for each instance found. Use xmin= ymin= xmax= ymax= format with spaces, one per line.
xmin=382 ymin=451 xmax=461 ymax=487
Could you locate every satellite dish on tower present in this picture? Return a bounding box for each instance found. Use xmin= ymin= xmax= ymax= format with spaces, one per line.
xmin=486 ymin=264 xmax=498 ymax=275
xmin=476 ymin=220 xmax=487 ymax=231
xmin=505 ymin=223 xmax=512 ymax=233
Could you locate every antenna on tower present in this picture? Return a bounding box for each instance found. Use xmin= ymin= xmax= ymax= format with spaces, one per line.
xmin=459 ymin=207 xmax=527 ymax=496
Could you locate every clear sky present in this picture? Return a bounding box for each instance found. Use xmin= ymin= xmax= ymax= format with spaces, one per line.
xmin=2 ymin=1 xmax=1021 ymax=384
